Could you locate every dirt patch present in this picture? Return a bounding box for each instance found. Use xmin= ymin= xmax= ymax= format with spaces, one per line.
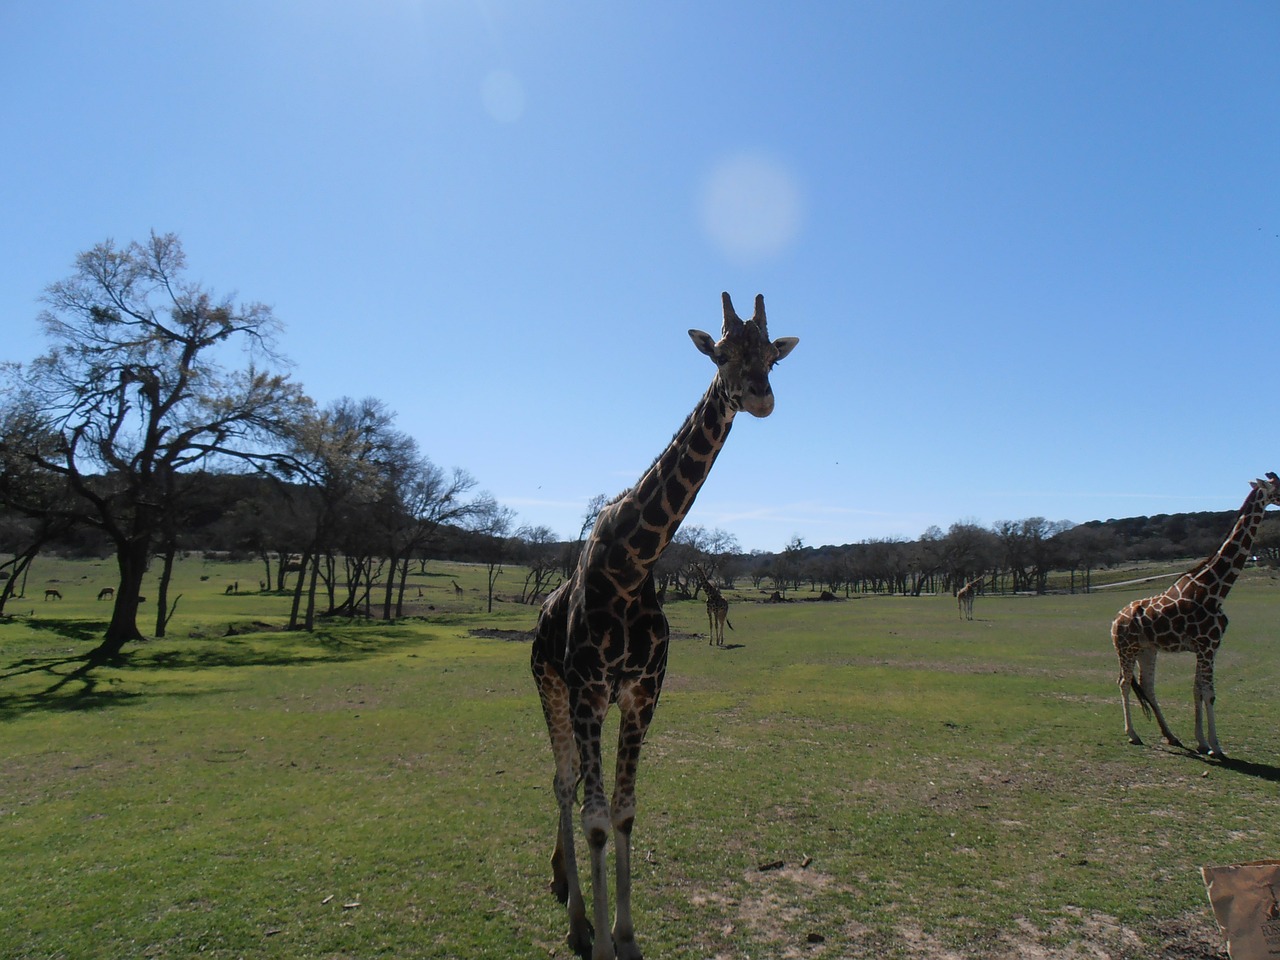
xmin=685 ymin=866 xmax=1225 ymax=959
xmin=468 ymin=628 xmax=533 ymax=642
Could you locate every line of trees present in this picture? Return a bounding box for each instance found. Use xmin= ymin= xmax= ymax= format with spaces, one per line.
xmin=0 ymin=233 xmax=500 ymax=661
xmin=5 ymin=235 xmax=1276 ymax=660
xmin=747 ymin=510 xmax=1280 ymax=600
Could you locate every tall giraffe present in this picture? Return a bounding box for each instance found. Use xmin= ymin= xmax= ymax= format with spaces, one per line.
xmin=1111 ymin=472 xmax=1280 ymax=758
xmin=531 ymin=293 xmax=797 ymax=960
xmin=956 ymin=575 xmax=982 ymax=620
xmin=696 ymin=565 xmax=733 ymax=646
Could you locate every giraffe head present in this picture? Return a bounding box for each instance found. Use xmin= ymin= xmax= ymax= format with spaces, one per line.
xmin=1253 ymin=472 xmax=1280 ymax=507
xmin=688 ymin=292 xmax=799 ymax=418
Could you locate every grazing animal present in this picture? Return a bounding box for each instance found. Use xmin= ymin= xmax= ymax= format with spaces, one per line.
xmin=1111 ymin=472 xmax=1280 ymax=758
xmin=696 ymin=566 xmax=733 ymax=646
xmin=956 ymin=576 xmax=982 ymax=620
xmin=44 ymin=589 xmax=62 ymax=601
xmin=97 ymin=587 xmax=114 ymax=601
xmin=531 ymin=293 xmax=797 ymax=959
xmin=452 ymin=580 xmax=464 ymax=597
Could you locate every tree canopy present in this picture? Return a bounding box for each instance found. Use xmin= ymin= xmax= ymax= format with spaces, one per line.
xmin=0 ymin=233 xmax=305 ymax=659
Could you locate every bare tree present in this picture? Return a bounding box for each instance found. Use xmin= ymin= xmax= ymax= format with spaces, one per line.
xmin=276 ymin=397 xmax=395 ymax=631
xmin=470 ymin=496 xmax=516 ymax=613
xmin=516 ymin=524 xmax=561 ymax=604
xmin=0 ymin=233 xmax=303 ymax=659
xmin=375 ymin=453 xmax=478 ymax=619
xmin=561 ymin=492 xmax=608 ymax=578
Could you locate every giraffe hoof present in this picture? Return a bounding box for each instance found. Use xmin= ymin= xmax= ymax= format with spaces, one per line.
xmin=567 ymin=920 xmax=594 ymax=958
xmin=1165 ymin=738 xmax=1185 ymax=750
xmin=1127 ymin=735 xmax=1143 ymax=746
xmin=549 ymin=876 xmax=569 ymax=905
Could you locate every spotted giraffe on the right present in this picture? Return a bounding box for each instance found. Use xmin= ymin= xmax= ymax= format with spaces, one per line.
xmin=1111 ymin=472 xmax=1280 ymax=758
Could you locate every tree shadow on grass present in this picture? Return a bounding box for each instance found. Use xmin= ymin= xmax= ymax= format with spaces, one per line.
xmin=0 ymin=653 xmax=143 ymax=719
xmin=0 ymin=619 xmax=430 ymax=720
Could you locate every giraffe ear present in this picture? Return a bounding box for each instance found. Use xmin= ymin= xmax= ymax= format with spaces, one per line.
xmin=773 ymin=337 xmax=799 ymax=361
xmin=689 ymin=329 xmax=718 ymax=360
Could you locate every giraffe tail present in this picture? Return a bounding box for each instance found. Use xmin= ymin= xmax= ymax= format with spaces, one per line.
xmin=1130 ymin=676 xmax=1154 ymax=721
xmin=726 ymin=619 xmax=734 ymax=631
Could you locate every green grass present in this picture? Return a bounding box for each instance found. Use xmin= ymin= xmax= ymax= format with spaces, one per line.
xmin=4 ymin=557 xmax=1277 ymax=958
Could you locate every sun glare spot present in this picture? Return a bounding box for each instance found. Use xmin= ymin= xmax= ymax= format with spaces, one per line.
xmin=700 ymin=154 xmax=803 ymax=263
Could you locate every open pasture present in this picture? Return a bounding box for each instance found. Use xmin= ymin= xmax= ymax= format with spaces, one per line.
xmin=4 ymin=558 xmax=1277 ymax=958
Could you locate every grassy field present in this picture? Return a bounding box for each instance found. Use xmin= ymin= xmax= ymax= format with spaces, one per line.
xmin=4 ymin=555 xmax=1277 ymax=959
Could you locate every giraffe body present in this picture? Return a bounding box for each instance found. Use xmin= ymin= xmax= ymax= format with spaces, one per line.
xmin=531 ymin=293 xmax=796 ymax=959
xmin=1111 ymin=473 xmax=1280 ymax=758
xmin=956 ymin=576 xmax=982 ymax=620
xmin=696 ymin=566 xmax=732 ymax=645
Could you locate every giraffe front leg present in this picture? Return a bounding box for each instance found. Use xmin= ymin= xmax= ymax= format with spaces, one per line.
xmin=1194 ymin=659 xmax=1226 ymax=758
xmin=609 ymin=683 xmax=658 ymax=960
xmin=575 ymin=704 xmax=616 ymax=960
xmin=556 ymin=785 xmax=595 ymax=956
xmin=536 ymin=667 xmax=593 ymax=953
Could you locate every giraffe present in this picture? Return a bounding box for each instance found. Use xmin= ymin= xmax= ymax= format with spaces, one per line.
xmin=451 ymin=579 xmax=463 ymax=597
xmin=696 ymin=565 xmax=733 ymax=646
xmin=956 ymin=575 xmax=982 ymax=620
xmin=1111 ymin=472 xmax=1280 ymax=758
xmin=531 ymin=293 xmax=798 ymax=960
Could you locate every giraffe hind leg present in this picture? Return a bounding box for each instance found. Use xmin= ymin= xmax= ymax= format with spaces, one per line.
xmin=1194 ymin=656 xmax=1225 ymax=758
xmin=1134 ymin=649 xmax=1184 ymax=749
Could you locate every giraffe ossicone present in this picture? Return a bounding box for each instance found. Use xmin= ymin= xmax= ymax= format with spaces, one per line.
xmin=1111 ymin=472 xmax=1280 ymax=758
xmin=530 ymin=292 xmax=797 ymax=960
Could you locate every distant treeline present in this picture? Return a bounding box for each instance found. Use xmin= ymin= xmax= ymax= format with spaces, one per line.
xmin=7 ymin=471 xmax=1277 ymax=601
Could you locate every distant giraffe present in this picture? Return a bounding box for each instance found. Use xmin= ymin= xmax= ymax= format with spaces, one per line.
xmin=956 ymin=576 xmax=982 ymax=620
xmin=696 ymin=566 xmax=733 ymax=645
xmin=531 ymin=292 xmax=797 ymax=959
xmin=1111 ymin=472 xmax=1280 ymax=758
xmin=452 ymin=580 xmax=464 ymax=597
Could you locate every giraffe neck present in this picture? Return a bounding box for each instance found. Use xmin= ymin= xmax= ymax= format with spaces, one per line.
xmin=1175 ymin=487 xmax=1269 ymax=602
xmin=585 ymin=379 xmax=735 ymax=594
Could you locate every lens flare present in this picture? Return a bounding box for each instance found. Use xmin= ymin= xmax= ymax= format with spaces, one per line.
xmin=700 ymin=154 xmax=803 ymax=263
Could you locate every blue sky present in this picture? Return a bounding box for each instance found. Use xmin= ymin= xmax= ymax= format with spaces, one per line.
xmin=2 ymin=2 xmax=1276 ymax=552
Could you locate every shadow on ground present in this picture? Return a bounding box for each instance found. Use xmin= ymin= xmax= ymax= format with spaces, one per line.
xmin=0 ymin=617 xmax=431 ymax=720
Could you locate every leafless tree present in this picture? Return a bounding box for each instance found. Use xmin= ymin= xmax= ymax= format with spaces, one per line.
xmin=470 ymin=496 xmax=516 ymax=613
xmin=276 ymin=397 xmax=395 ymax=630
xmin=516 ymin=524 xmax=561 ymax=604
xmin=0 ymin=233 xmax=303 ymax=659
xmin=375 ymin=451 xmax=479 ymax=619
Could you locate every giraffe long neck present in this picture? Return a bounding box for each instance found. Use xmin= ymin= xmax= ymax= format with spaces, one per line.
xmin=1175 ymin=487 xmax=1269 ymax=602
xmin=586 ymin=379 xmax=735 ymax=594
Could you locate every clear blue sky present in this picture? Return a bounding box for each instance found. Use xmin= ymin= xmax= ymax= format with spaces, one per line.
xmin=2 ymin=2 xmax=1276 ymax=552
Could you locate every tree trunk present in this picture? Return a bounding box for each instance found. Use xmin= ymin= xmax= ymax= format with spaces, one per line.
xmin=93 ymin=540 xmax=150 ymax=660
xmin=393 ymin=556 xmax=411 ymax=619
xmin=154 ymin=545 xmax=177 ymax=637
xmin=288 ymin=550 xmax=311 ymax=629
xmin=0 ymin=547 xmax=39 ymax=615
xmin=305 ymin=557 xmax=320 ymax=632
